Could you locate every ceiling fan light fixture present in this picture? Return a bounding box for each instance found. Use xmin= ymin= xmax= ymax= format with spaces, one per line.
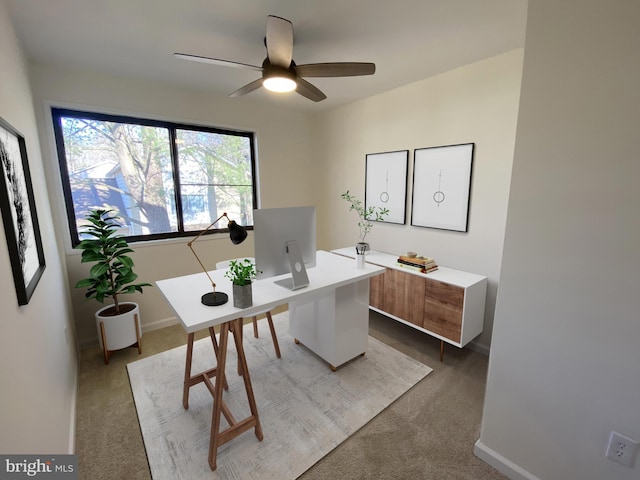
xmin=262 ymin=66 xmax=297 ymax=93
xmin=176 ymin=16 xmax=375 ymax=102
xmin=263 ymin=76 xmax=297 ymax=93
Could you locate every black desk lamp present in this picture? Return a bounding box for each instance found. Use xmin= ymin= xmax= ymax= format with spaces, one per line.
xmin=187 ymin=212 xmax=248 ymax=306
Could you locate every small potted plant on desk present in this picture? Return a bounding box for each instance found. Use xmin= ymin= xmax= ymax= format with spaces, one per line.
xmin=341 ymin=190 xmax=389 ymax=253
xmin=224 ymin=259 xmax=260 ymax=308
xmin=74 ymin=209 xmax=152 ymax=364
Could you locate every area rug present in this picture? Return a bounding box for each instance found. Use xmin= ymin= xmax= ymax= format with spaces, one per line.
xmin=127 ymin=312 xmax=432 ymax=479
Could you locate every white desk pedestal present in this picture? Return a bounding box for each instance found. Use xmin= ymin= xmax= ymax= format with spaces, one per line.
xmin=289 ymin=278 xmax=370 ymax=370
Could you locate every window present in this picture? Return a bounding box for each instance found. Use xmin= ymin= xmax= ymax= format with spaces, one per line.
xmin=51 ymin=108 xmax=257 ymax=246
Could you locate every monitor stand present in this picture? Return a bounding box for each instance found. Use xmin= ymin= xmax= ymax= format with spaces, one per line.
xmin=274 ymin=240 xmax=309 ymax=290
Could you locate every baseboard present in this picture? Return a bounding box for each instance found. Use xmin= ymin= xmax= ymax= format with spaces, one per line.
xmin=68 ymin=363 xmax=78 ymax=454
xmin=467 ymin=340 xmax=490 ymax=356
xmin=142 ymin=315 xmax=178 ymax=333
xmin=474 ymin=440 xmax=541 ymax=480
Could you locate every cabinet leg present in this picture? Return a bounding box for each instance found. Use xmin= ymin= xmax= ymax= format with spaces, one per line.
xmin=440 ymin=340 xmax=444 ymax=362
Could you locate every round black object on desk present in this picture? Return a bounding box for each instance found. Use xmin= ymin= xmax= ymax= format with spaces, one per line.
xmin=201 ymin=292 xmax=228 ymax=306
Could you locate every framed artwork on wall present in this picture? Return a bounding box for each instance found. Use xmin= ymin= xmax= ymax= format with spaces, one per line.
xmin=365 ymin=150 xmax=408 ymax=224
xmin=0 ymin=115 xmax=46 ymax=305
xmin=411 ymin=143 xmax=474 ymax=232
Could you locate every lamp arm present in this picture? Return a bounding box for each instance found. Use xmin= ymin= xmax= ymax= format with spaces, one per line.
xmin=187 ymin=212 xmax=229 ymax=293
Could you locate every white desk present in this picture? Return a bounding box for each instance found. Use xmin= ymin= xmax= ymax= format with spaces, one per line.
xmin=156 ymin=250 xmax=384 ymax=470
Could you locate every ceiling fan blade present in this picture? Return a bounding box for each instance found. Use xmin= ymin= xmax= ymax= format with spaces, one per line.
xmin=266 ymin=15 xmax=293 ymax=68
xmin=174 ymin=53 xmax=262 ymax=72
xmin=296 ymin=78 xmax=327 ymax=102
xmin=295 ymin=62 xmax=376 ymax=77
xmin=229 ymin=78 xmax=263 ymax=97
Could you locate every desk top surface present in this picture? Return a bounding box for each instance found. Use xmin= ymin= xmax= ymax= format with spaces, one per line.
xmin=156 ymin=250 xmax=384 ymax=332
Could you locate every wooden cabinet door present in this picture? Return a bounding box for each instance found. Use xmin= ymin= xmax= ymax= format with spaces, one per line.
xmin=423 ymin=279 xmax=464 ymax=342
xmin=369 ymin=269 xmax=385 ymax=310
xmin=384 ymin=269 xmax=425 ymax=327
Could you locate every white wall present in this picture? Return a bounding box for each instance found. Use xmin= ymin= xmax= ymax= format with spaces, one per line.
xmin=314 ymin=50 xmax=523 ymax=351
xmin=0 ymin=0 xmax=77 ymax=453
xmin=476 ymin=2 xmax=640 ymax=479
xmin=28 ymin=64 xmax=319 ymax=347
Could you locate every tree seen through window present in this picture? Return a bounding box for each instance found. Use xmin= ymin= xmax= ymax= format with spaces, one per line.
xmin=52 ymin=108 xmax=256 ymax=245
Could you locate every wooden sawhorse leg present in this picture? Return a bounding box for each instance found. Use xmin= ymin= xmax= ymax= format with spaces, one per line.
xmin=182 ymin=320 xmax=263 ymax=470
xmin=208 ymin=319 xmax=263 ymax=470
xmin=183 ymin=327 xmax=228 ymax=409
xmin=265 ymin=312 xmax=282 ymax=359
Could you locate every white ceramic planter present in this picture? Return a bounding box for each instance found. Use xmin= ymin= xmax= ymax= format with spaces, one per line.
xmin=95 ymin=302 xmax=142 ymax=364
xmin=355 ymin=242 xmax=368 ymax=268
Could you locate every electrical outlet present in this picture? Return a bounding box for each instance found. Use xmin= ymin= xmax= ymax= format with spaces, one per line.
xmin=606 ymin=431 xmax=639 ymax=468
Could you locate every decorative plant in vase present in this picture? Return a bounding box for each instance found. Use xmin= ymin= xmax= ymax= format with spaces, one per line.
xmin=341 ymin=190 xmax=389 ymax=251
xmin=224 ymin=258 xmax=260 ymax=308
xmin=74 ymin=208 xmax=151 ymax=364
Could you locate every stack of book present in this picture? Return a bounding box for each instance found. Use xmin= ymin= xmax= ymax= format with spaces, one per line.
xmin=397 ymin=254 xmax=438 ymax=274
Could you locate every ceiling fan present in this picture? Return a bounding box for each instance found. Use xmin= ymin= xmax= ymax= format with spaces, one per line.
xmin=174 ymin=15 xmax=376 ymax=102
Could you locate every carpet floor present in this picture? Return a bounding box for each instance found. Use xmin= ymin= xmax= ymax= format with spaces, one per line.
xmin=75 ymin=308 xmax=507 ymax=479
xmin=127 ymin=313 xmax=431 ymax=479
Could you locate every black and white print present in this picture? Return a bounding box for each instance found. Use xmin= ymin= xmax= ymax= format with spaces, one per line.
xmin=411 ymin=143 xmax=475 ymax=232
xmin=0 ymin=116 xmax=45 ymax=305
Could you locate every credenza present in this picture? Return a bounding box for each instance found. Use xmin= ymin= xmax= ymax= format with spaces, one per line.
xmin=332 ymin=248 xmax=487 ymax=360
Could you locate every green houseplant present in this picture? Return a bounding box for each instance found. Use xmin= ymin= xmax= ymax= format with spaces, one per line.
xmin=224 ymin=258 xmax=260 ymax=308
xmin=341 ymin=190 xmax=389 ymax=249
xmin=75 ymin=209 xmax=151 ymax=313
xmin=74 ymin=208 xmax=151 ymax=363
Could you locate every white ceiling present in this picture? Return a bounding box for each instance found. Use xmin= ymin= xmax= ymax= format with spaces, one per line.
xmin=5 ymin=0 xmax=527 ymax=112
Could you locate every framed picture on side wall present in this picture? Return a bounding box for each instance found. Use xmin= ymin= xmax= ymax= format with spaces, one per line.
xmin=411 ymin=143 xmax=474 ymax=232
xmin=365 ymin=150 xmax=409 ymax=224
xmin=0 ymin=115 xmax=46 ymax=305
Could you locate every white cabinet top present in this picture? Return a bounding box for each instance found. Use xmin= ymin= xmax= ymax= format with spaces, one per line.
xmin=331 ymin=247 xmax=486 ymax=288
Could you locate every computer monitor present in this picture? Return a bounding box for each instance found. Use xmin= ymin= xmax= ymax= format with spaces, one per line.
xmin=253 ymin=206 xmax=317 ymax=290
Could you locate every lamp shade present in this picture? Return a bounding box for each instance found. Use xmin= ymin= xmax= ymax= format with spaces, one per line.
xmin=228 ymin=220 xmax=248 ymax=244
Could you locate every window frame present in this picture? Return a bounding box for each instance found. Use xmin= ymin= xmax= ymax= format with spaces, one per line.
xmin=51 ymin=107 xmax=257 ymax=247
